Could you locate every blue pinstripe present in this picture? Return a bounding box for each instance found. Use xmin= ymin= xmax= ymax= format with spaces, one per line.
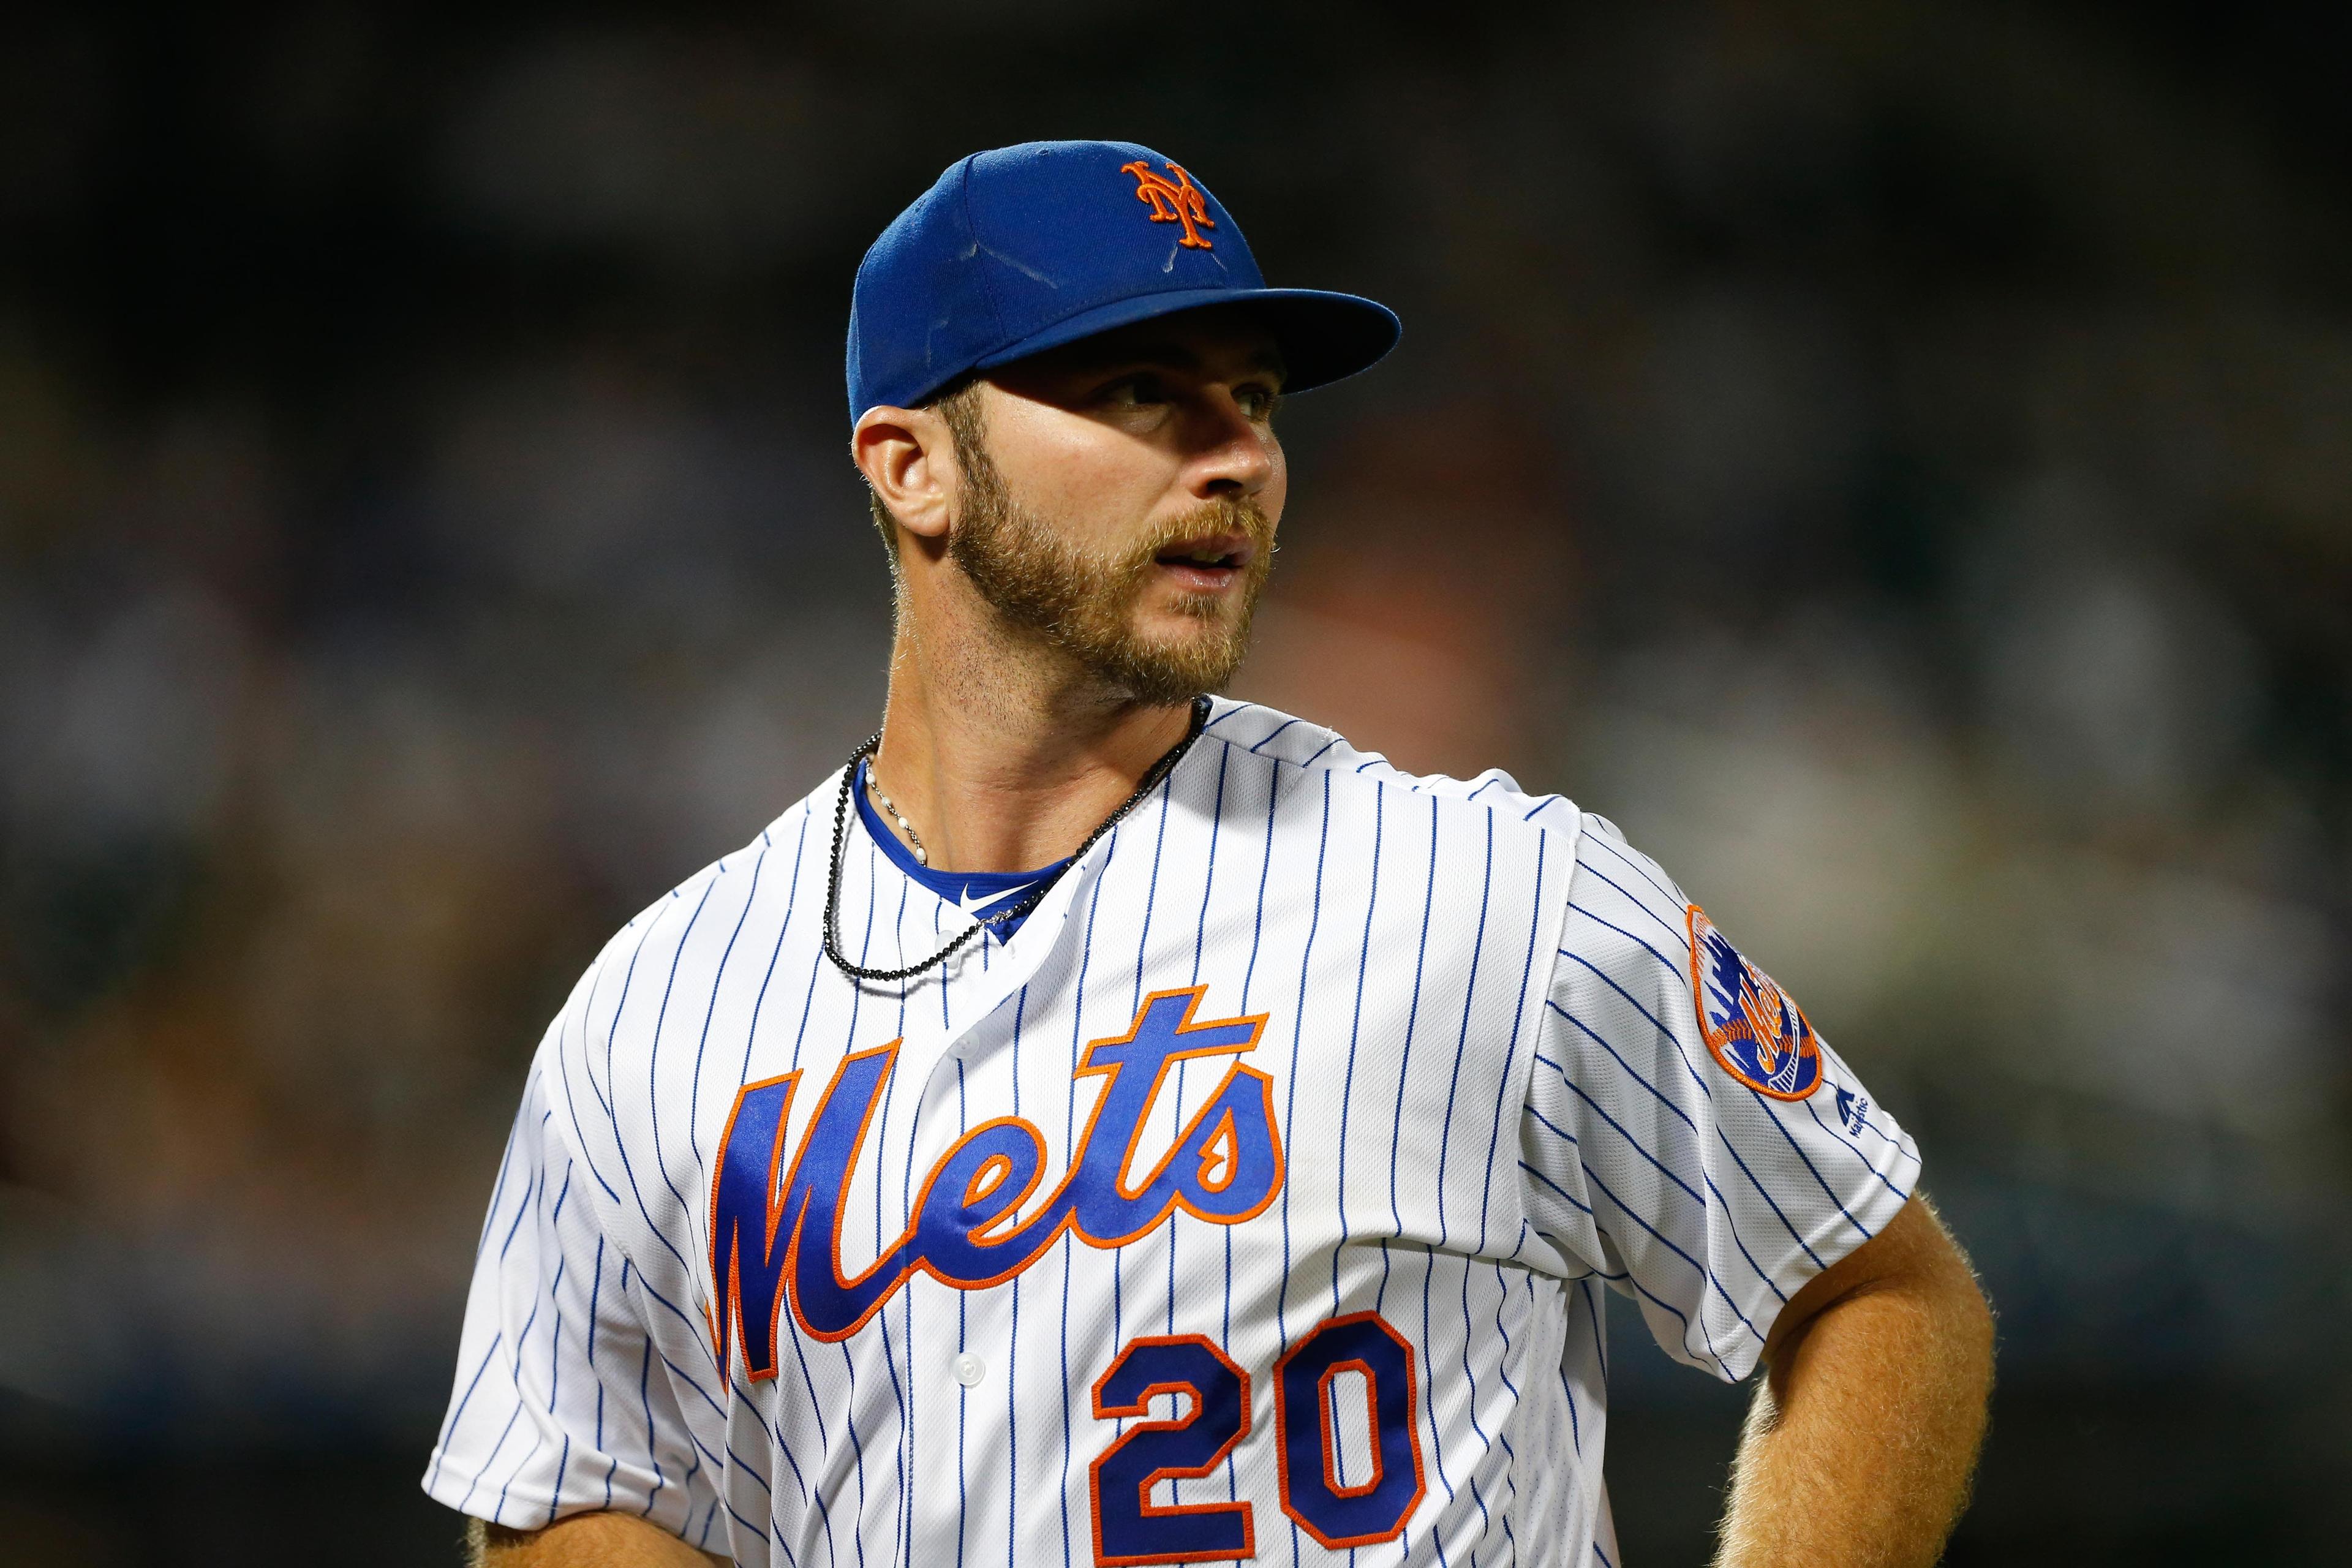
xmin=1390 ymin=797 xmax=1439 ymax=1243
xmin=1714 ymin=1128 xmax=1828 ymax=1269
xmin=1703 ymin=1173 xmax=1792 ymax=1304
xmin=1801 ymin=1095 xmax=1920 ymax=1201
xmin=688 ymin=843 xmax=771 ymax=1210
xmin=1751 ymin=1084 xmax=1875 ymax=1242
xmin=1202 ymin=701 xmax=1253 ymax=731
xmin=1566 ymin=901 xmax=1684 ymax=982
xmin=1478 ymin=831 xmax=1547 ymax=1252
xmin=787 ymin=807 xmax=835 ymax=1072
xmin=1332 ymin=782 xmax=1385 ymax=1313
xmin=1577 ymin=827 xmax=1682 ymax=911
xmin=636 ymin=874 xmax=721 ymax=1280
xmin=1458 ymin=1267 xmax=1495 ymax=1561
xmin=1518 ymin=1162 xmax=1590 ymax=1215
xmin=1544 ymin=1001 xmax=1695 ymax=1131
xmin=1491 ymin=1268 xmax=1527 ymax=1568
xmin=497 ymin=1130 xmax=544 ymax=1263
xmin=1420 ymin=1248 xmax=1454 ymax=1568
xmin=1581 ymin=1161 xmax=1760 ymax=1349
xmin=1248 ymin=715 xmax=1302 ymax=752
xmin=1536 ymin=1060 xmax=1702 ymax=1207
xmin=458 ymin=1401 xmax=522 ymax=1515
xmin=430 ymin=1332 xmax=505 ymax=1489
xmin=1274 ymin=770 xmax=1333 ymax=1363
xmin=1436 ymin=813 xmax=1497 ymax=1247
xmin=1555 ymin=948 xmax=1713 ymax=1099
xmin=475 ymin=1112 xmax=524 ymax=1256
xmin=635 ymin=1330 xmax=667 ymax=1519
xmin=1569 ymin=864 xmax=1689 ymax=948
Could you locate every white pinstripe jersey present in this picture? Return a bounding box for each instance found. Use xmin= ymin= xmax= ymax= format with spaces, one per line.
xmin=424 ymin=698 xmax=1920 ymax=1567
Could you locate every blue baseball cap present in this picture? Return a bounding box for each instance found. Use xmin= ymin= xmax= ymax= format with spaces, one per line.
xmin=846 ymin=140 xmax=1400 ymax=421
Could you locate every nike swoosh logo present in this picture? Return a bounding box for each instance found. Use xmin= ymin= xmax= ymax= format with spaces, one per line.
xmin=955 ymin=879 xmax=1039 ymax=926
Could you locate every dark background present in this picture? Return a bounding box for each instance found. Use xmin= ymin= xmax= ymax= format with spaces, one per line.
xmin=2 ymin=3 xmax=2348 ymax=1562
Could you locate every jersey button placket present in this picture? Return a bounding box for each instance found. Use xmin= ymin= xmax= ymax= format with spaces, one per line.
xmin=952 ymin=1351 xmax=986 ymax=1387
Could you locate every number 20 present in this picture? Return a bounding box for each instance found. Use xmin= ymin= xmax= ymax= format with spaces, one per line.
xmin=1088 ymin=1311 xmax=1426 ymax=1566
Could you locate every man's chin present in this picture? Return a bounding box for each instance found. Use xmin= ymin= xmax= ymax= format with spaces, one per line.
xmin=1134 ymin=598 xmax=1246 ymax=643
xmin=1082 ymin=618 xmax=1253 ymax=706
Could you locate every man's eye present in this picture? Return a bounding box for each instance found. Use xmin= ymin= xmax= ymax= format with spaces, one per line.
xmin=1101 ymin=375 xmax=1164 ymax=407
xmin=1237 ymin=385 xmax=1281 ymax=421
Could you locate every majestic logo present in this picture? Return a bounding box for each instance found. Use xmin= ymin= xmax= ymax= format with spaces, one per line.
xmin=1687 ymin=905 xmax=1823 ymax=1101
xmin=708 ymin=987 xmax=1281 ymax=1379
xmin=1121 ymin=160 xmax=1216 ymax=250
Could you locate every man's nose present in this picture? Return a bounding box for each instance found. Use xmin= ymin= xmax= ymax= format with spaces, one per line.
xmin=1184 ymin=391 xmax=1276 ymax=498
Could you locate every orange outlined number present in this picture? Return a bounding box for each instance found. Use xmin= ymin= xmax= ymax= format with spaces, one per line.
xmin=1274 ymin=1314 xmax=1425 ymax=1548
xmin=1087 ymin=1313 xmax=1425 ymax=1564
xmin=1090 ymin=1335 xmax=1254 ymax=1566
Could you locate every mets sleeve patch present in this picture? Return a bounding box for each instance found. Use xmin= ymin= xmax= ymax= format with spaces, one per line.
xmin=1686 ymin=905 xmax=1825 ymax=1101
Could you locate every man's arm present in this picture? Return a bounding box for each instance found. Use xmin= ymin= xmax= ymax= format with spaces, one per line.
xmin=469 ymin=1514 xmax=731 ymax=1567
xmin=1717 ymin=1193 xmax=1994 ymax=1567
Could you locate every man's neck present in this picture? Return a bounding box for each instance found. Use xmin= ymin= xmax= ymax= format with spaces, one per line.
xmin=869 ymin=604 xmax=1196 ymax=875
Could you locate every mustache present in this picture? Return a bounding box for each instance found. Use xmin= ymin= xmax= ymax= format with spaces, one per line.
xmin=1122 ymin=496 xmax=1276 ymax=568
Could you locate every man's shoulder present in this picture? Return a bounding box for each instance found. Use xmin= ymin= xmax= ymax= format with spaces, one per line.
xmin=1196 ymin=701 xmax=1702 ymax=987
xmin=532 ymin=775 xmax=841 ymax=1118
xmin=1199 ymin=698 xmax=1586 ymax=840
xmin=603 ymin=776 xmax=839 ymax=982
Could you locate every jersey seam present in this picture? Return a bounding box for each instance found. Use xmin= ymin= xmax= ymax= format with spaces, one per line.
xmin=1202 ymin=727 xmax=1580 ymax=834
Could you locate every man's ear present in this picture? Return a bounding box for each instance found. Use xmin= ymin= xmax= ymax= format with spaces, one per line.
xmin=853 ymin=405 xmax=957 ymax=544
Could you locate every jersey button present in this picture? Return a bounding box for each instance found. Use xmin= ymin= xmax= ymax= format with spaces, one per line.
xmin=953 ymin=1352 xmax=986 ymax=1388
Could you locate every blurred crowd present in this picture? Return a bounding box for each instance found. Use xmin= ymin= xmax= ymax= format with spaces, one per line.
xmin=1 ymin=2 xmax=2345 ymax=1559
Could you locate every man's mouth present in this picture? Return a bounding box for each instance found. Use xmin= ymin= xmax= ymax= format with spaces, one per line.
xmin=1151 ymin=533 xmax=1253 ymax=589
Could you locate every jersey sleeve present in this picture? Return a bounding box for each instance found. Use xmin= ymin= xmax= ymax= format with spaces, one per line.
xmin=1517 ymin=814 xmax=1921 ymax=1381
xmin=421 ymin=1050 xmax=724 ymax=1541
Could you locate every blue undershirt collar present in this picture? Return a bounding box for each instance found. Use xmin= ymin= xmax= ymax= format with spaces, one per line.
xmin=853 ymin=760 xmax=1069 ymax=941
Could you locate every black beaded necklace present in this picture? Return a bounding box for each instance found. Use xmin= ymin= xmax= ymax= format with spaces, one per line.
xmin=821 ymin=696 xmax=1211 ymax=984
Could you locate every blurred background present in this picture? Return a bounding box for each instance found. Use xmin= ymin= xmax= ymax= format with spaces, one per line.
xmin=1 ymin=2 xmax=2346 ymax=1562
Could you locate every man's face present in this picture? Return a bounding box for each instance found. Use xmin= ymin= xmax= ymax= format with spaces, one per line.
xmin=944 ymin=307 xmax=1288 ymax=706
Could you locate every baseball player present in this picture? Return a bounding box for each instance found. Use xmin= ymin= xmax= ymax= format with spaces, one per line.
xmin=426 ymin=141 xmax=1992 ymax=1567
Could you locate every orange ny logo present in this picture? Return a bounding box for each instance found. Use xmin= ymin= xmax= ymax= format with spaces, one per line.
xmin=1120 ymin=160 xmax=1216 ymax=249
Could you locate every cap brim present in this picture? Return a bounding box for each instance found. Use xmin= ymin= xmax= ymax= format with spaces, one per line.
xmin=967 ymin=286 xmax=1400 ymax=398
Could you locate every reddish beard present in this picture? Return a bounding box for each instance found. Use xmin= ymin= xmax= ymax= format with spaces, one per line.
xmin=946 ymin=440 xmax=1275 ymax=707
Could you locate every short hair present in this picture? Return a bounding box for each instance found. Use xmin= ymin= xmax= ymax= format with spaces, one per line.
xmin=865 ymin=377 xmax=987 ymax=565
